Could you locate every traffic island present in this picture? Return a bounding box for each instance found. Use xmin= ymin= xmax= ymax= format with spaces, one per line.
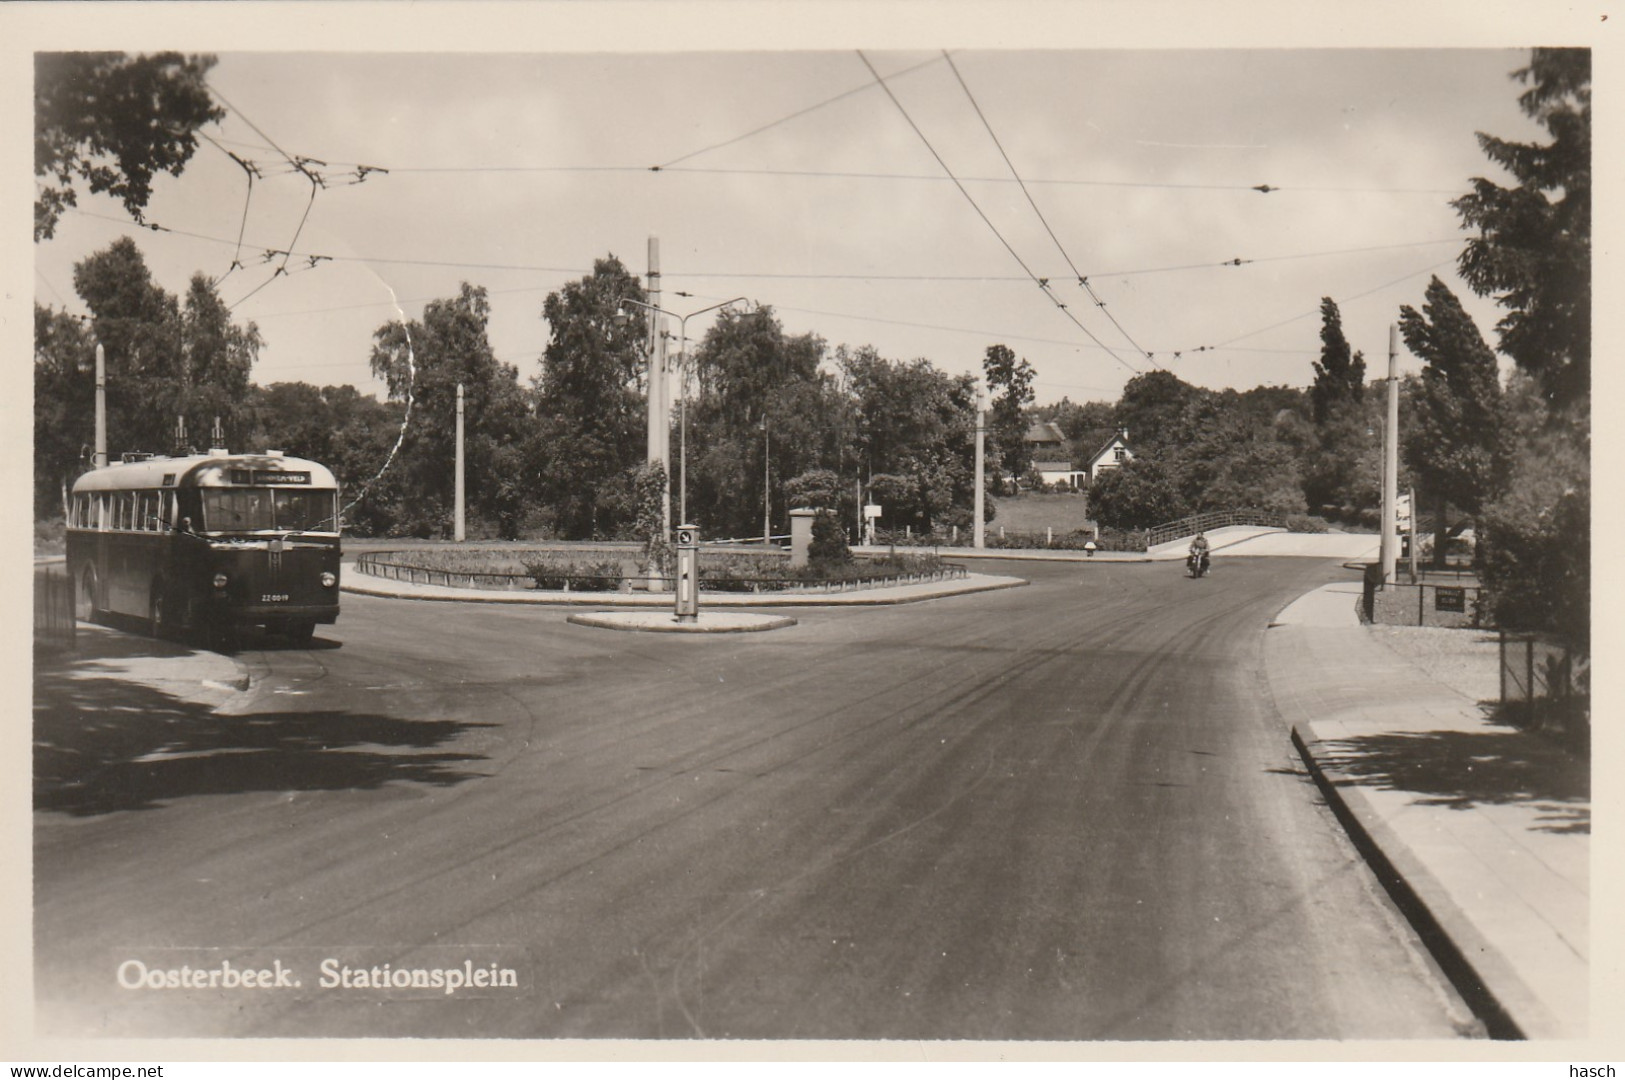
xmin=566 ymin=610 xmax=797 ymax=633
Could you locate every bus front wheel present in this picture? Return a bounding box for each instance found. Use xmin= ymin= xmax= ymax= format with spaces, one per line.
xmin=284 ymin=620 xmax=316 ymax=644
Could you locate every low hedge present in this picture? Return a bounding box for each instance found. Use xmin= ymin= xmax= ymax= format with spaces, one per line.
xmin=520 ymin=557 xmax=627 ymax=592
xmin=701 ymin=551 xmax=946 ymax=592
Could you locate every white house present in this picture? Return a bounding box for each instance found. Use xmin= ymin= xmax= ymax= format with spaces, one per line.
xmin=1083 ymin=428 xmax=1133 ymax=483
xmin=1026 ymin=424 xmax=1134 ymax=491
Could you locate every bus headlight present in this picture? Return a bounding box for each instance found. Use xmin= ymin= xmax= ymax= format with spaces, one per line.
xmin=213 ymin=572 xmax=229 ymax=589
xmin=320 ymin=571 xmax=337 ymax=587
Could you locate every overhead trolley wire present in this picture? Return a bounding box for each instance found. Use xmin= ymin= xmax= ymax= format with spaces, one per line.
xmin=941 ymin=51 xmax=1159 ymax=369
xmin=856 ymin=50 xmax=1142 ymax=376
xmin=64 ymin=209 xmax=1461 ymax=294
xmin=652 ymin=53 xmax=947 ymax=171
xmin=1173 ymin=257 xmax=1459 ymax=358
xmin=386 ymin=160 xmax=1457 ymax=197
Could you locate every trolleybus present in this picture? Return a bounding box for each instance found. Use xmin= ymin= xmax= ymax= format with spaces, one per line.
xmin=67 ymin=450 xmax=342 ymax=643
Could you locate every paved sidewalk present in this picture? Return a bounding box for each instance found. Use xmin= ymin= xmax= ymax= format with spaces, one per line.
xmin=1265 ymin=581 xmax=1589 ymax=1039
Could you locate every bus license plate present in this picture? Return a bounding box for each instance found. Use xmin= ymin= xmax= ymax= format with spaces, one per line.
xmin=262 ymin=594 xmax=290 ymax=603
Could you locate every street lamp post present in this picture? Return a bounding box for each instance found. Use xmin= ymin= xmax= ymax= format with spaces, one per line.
xmin=618 ymin=295 xmax=748 ymax=529
xmin=762 ymin=414 xmax=771 ymax=545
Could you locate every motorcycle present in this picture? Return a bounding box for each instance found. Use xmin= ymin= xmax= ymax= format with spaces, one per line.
xmin=1186 ymin=550 xmax=1210 ymax=578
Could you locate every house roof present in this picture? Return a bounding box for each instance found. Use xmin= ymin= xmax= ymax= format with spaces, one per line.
xmin=1084 ymin=431 xmax=1133 ymax=469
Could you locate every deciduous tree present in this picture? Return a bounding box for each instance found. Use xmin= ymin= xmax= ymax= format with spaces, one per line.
xmin=369 ymin=283 xmax=531 ymax=537
xmin=532 ymin=256 xmax=648 ymax=538
xmin=983 ymin=344 xmax=1035 ymax=479
xmin=35 ymin=52 xmax=223 ymax=241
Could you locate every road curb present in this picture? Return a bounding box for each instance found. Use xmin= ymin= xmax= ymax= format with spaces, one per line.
xmin=566 ymin=611 xmax=798 ymax=633
xmin=1288 ymin=723 xmax=1524 ymax=1040
xmin=343 ymin=571 xmax=1028 ymax=607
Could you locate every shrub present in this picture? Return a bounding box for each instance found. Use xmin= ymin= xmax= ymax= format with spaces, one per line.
xmin=1284 ymin=514 xmax=1331 ymax=534
xmin=699 ymin=550 xmax=945 ymax=591
xmin=35 ymin=516 xmax=66 ymax=556
xmin=809 ymin=509 xmax=851 ymax=565
xmin=521 ymin=557 xmax=626 ymax=591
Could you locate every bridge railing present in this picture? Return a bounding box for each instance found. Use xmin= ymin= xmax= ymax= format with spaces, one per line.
xmin=1144 ymin=509 xmax=1288 ymax=549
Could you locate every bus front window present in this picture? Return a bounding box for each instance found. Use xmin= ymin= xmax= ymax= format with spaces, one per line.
xmin=275 ymin=489 xmax=338 ymax=532
xmin=202 ymin=489 xmax=274 ymax=532
xmin=201 ymin=488 xmax=338 ymax=533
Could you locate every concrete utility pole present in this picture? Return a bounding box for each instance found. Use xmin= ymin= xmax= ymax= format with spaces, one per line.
xmin=94 ymin=343 xmax=107 ymax=469
xmin=455 ymin=382 xmax=466 ymax=542
xmin=646 ymin=237 xmax=673 ymax=536
xmin=1379 ymin=324 xmax=1400 ymax=584
xmin=762 ymin=416 xmax=771 ymax=545
xmin=973 ymin=383 xmax=987 ymax=549
xmin=646 ymin=237 xmax=664 ymax=469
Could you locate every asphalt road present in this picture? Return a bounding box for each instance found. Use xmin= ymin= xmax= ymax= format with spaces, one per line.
xmin=34 ymin=557 xmax=1476 ymax=1041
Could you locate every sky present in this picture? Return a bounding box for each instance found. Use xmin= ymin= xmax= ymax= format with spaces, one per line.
xmin=16 ymin=11 xmax=1575 ymax=409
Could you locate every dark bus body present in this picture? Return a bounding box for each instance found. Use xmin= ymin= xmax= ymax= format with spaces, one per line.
xmin=67 ymin=451 xmax=341 ymax=643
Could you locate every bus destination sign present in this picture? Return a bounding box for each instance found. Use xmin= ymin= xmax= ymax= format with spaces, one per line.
xmin=254 ymin=471 xmax=311 ymax=485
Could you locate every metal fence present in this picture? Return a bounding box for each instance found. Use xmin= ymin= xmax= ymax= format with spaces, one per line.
xmin=34 ymin=562 xmax=76 ymax=651
xmin=1361 ymin=566 xmax=1487 ymax=629
xmin=1145 ymin=509 xmax=1288 ymax=548
xmin=1500 ymin=631 xmax=1585 ymax=710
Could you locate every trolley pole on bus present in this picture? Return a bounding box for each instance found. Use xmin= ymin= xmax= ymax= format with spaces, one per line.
xmin=455 ymin=382 xmax=466 ymax=542
xmin=94 ymin=342 xmax=107 ymax=469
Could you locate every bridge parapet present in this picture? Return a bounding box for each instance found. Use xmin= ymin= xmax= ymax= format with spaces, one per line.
xmin=1145 ymin=509 xmax=1288 ymax=548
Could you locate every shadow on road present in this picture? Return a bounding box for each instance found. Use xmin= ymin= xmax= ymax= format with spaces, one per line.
xmin=83 ymin=612 xmax=345 ymax=655
xmin=34 ymin=668 xmax=493 ymax=818
xmin=1316 ymin=726 xmax=1590 ymax=835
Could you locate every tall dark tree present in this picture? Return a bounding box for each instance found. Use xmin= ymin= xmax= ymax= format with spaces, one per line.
xmin=72 ymin=237 xmax=185 ymax=455
xmin=33 ymin=304 xmax=96 ymax=516
xmin=35 ymin=52 xmax=223 ymax=241
xmin=1310 ymin=297 xmax=1366 ymax=425
xmin=1113 ymin=369 xmax=1200 ymax=457
xmin=1398 ymin=276 xmax=1508 ymax=565
xmin=982 ymin=344 xmax=1035 ymax=481
xmin=1453 ymin=49 xmax=1591 ymax=655
xmin=531 ymin=256 xmax=648 ymax=538
xmin=686 ymin=306 xmax=839 ymax=538
xmin=369 ymin=283 xmax=531 ymax=537
xmin=840 ymin=347 xmax=981 ymax=531
xmin=1453 ymin=48 xmax=1589 ymax=409
xmin=177 ymin=272 xmax=260 ymax=446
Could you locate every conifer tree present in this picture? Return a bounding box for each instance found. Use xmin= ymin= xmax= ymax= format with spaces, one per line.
xmin=1310 ymin=298 xmax=1366 ymax=426
xmin=1398 ymin=276 xmax=1507 ymax=566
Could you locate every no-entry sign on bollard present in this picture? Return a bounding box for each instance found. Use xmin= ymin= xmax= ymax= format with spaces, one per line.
xmin=675 ymin=524 xmax=699 ymax=622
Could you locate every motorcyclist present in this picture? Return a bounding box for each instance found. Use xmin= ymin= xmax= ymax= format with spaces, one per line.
xmin=1188 ymin=532 xmax=1210 ymax=576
